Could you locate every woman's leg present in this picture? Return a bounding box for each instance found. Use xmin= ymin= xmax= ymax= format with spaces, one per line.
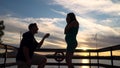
xmin=66 ymin=52 xmax=74 ymax=68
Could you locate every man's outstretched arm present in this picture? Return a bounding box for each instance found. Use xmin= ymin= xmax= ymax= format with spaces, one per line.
xmin=38 ymin=33 xmax=50 ymax=47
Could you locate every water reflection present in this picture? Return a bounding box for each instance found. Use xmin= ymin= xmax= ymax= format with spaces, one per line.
xmin=81 ymin=66 xmax=89 ymax=68
xmin=81 ymin=59 xmax=89 ymax=68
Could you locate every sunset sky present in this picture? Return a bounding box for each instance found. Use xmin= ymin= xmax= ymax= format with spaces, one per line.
xmin=0 ymin=0 xmax=120 ymax=49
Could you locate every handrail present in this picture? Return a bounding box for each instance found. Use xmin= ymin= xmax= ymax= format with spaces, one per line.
xmin=97 ymin=44 xmax=120 ymax=52
xmin=0 ymin=43 xmax=120 ymax=68
xmin=36 ymin=48 xmax=97 ymax=52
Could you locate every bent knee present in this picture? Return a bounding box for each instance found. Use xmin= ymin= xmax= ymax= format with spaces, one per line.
xmin=42 ymin=56 xmax=47 ymax=63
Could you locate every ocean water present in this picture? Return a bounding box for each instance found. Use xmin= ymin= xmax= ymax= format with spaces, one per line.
xmin=1 ymin=58 xmax=120 ymax=68
xmin=0 ymin=58 xmax=93 ymax=68
xmin=0 ymin=48 xmax=120 ymax=68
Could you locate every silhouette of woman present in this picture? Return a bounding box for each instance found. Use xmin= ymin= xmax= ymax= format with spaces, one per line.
xmin=64 ymin=12 xmax=79 ymax=68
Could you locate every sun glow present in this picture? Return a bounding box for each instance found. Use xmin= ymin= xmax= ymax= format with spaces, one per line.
xmin=81 ymin=59 xmax=89 ymax=68
xmin=78 ymin=47 xmax=90 ymax=51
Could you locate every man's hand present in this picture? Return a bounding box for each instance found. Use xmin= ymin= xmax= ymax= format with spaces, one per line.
xmin=38 ymin=33 xmax=50 ymax=47
xmin=43 ymin=33 xmax=50 ymax=39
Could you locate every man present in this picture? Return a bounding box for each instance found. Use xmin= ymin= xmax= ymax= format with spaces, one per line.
xmin=16 ymin=23 xmax=50 ymax=68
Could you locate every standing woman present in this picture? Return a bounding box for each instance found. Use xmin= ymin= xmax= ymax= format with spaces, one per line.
xmin=64 ymin=12 xmax=79 ymax=68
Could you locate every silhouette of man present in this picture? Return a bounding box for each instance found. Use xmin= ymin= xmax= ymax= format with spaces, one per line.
xmin=16 ymin=23 xmax=50 ymax=68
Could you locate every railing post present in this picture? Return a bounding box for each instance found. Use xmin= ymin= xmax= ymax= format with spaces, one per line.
xmin=110 ymin=47 xmax=113 ymax=67
xmin=4 ymin=45 xmax=7 ymax=68
xmin=97 ymin=50 xmax=99 ymax=68
xmin=89 ymin=52 xmax=91 ymax=68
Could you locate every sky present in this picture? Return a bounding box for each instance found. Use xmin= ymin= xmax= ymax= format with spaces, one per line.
xmin=0 ymin=0 xmax=120 ymax=49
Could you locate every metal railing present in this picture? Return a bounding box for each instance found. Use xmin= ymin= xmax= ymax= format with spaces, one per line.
xmin=0 ymin=44 xmax=120 ymax=68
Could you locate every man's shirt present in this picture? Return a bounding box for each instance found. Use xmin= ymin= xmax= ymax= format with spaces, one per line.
xmin=16 ymin=31 xmax=38 ymax=61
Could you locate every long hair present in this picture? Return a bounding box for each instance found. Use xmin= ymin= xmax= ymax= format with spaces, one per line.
xmin=67 ymin=12 xmax=77 ymax=23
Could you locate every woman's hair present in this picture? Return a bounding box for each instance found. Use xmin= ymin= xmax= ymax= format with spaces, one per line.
xmin=28 ymin=23 xmax=37 ymax=30
xmin=67 ymin=12 xmax=77 ymax=23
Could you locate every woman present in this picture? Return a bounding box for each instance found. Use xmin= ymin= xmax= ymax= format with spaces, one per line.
xmin=64 ymin=12 xmax=79 ymax=68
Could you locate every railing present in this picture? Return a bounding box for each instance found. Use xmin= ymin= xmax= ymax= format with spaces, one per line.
xmin=0 ymin=44 xmax=120 ymax=68
xmin=97 ymin=44 xmax=120 ymax=68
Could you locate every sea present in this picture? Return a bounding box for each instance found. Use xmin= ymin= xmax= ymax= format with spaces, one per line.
xmin=0 ymin=48 xmax=120 ymax=68
xmin=0 ymin=57 xmax=120 ymax=68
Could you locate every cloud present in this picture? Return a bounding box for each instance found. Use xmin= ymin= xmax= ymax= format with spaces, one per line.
xmin=51 ymin=0 xmax=120 ymax=48
xmin=0 ymin=15 xmax=66 ymax=48
xmin=51 ymin=9 xmax=66 ymax=16
xmin=76 ymin=15 xmax=120 ymax=48
xmin=0 ymin=0 xmax=120 ymax=49
xmin=51 ymin=0 xmax=120 ymax=16
xmin=111 ymin=0 xmax=120 ymax=4
xmin=44 ymin=12 xmax=120 ymax=49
